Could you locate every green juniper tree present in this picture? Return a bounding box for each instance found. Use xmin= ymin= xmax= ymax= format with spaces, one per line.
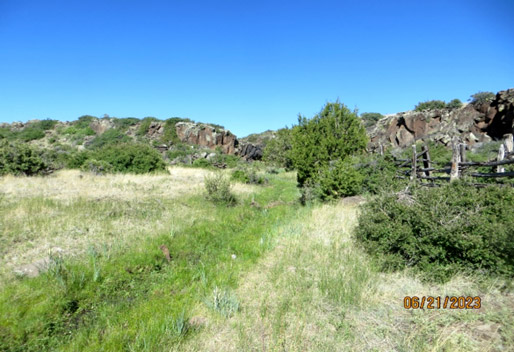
xmin=290 ymin=101 xmax=368 ymax=200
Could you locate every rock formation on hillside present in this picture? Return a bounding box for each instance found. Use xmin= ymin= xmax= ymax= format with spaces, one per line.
xmin=174 ymin=122 xmax=263 ymax=160
xmin=175 ymin=122 xmax=238 ymax=155
xmin=368 ymin=88 xmax=514 ymax=151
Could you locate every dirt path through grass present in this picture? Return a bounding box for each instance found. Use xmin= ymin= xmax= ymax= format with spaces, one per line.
xmin=184 ymin=201 xmax=513 ymax=352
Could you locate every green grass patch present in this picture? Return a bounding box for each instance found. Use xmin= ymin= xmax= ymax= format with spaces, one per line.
xmin=0 ymin=173 xmax=301 ymax=351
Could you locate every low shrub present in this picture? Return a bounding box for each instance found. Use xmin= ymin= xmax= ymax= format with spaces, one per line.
xmin=204 ymin=173 xmax=237 ymax=205
xmin=0 ymin=127 xmax=15 ymax=140
xmin=231 ymin=169 xmax=249 ymax=183
xmin=80 ymin=159 xmax=113 ymax=175
xmin=446 ymin=98 xmax=463 ymax=110
xmin=74 ymin=115 xmax=96 ymax=129
xmin=87 ymin=129 xmax=130 ymax=149
xmin=355 ymin=183 xmax=514 ymax=282
xmin=354 ymin=154 xmax=402 ymax=194
xmin=136 ymin=117 xmax=159 ymax=136
xmin=360 ymin=112 xmax=383 ymax=128
xmin=161 ymin=117 xmax=191 ymax=144
xmin=62 ymin=125 xmax=96 ymax=138
xmin=17 ymin=127 xmax=45 ymax=142
xmin=192 ymin=158 xmax=212 ymax=168
xmin=315 ymin=159 xmax=364 ymax=200
xmin=112 ymin=117 xmax=139 ymax=131
xmin=414 ymin=100 xmax=446 ymax=111
xmin=92 ymin=143 xmax=166 ymax=174
xmin=210 ymin=153 xmax=241 ymax=168
xmin=0 ymin=141 xmax=48 ymax=176
xmin=231 ymin=167 xmax=267 ymax=185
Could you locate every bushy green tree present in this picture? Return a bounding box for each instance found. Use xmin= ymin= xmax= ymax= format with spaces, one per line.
xmin=290 ymin=101 xmax=368 ymax=192
xmin=414 ymin=100 xmax=447 ymax=111
xmin=469 ymin=91 xmax=495 ymax=105
xmin=262 ymin=127 xmax=293 ymax=169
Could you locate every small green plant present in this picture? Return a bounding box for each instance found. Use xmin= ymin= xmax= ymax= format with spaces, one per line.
xmin=204 ymin=173 xmax=237 ymax=205
xmin=205 ymin=286 xmax=239 ymax=317
xmin=414 ymin=100 xmax=447 ymax=111
xmin=170 ymin=310 xmax=189 ymax=337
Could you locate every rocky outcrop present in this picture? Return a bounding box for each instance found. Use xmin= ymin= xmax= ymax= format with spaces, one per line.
xmin=90 ymin=119 xmax=115 ymax=135
xmin=237 ymin=142 xmax=263 ymax=160
xmin=368 ymin=89 xmax=514 ymax=150
xmin=173 ymin=121 xmax=263 ymax=160
xmin=175 ymin=122 xmax=238 ymax=154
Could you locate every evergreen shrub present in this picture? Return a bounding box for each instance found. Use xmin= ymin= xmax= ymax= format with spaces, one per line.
xmin=355 ymin=183 xmax=514 ymax=282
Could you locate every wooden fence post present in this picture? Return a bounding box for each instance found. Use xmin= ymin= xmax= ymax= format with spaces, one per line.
xmin=410 ymin=144 xmax=417 ymax=181
xmin=504 ymin=133 xmax=513 ymax=153
xmin=422 ymin=144 xmax=431 ymax=177
xmin=497 ymin=144 xmax=505 ymax=173
xmin=450 ymin=140 xmax=461 ymax=182
xmin=460 ymin=143 xmax=467 ymax=163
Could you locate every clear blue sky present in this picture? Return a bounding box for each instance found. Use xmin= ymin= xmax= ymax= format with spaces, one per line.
xmin=1 ymin=0 xmax=513 ymax=137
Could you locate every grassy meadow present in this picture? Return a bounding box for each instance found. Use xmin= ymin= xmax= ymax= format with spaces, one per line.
xmin=0 ymin=167 xmax=512 ymax=351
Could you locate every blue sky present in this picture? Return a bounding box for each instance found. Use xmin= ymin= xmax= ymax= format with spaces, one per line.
xmin=1 ymin=0 xmax=513 ymax=137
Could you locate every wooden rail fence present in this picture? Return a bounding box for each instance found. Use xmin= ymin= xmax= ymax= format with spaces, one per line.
xmin=394 ymin=133 xmax=514 ymax=187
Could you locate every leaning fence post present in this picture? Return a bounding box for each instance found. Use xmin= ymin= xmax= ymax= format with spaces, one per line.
xmin=450 ymin=140 xmax=461 ymax=182
xmin=497 ymin=144 xmax=505 ymax=173
xmin=410 ymin=144 xmax=417 ymax=181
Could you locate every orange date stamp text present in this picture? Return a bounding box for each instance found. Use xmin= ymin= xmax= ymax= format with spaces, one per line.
xmin=403 ymin=296 xmax=481 ymax=309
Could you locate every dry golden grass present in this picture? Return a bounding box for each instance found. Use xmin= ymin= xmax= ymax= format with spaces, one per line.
xmin=0 ymin=167 xmax=255 ymax=279
xmin=182 ymin=200 xmax=513 ymax=352
xmin=0 ymin=167 xmax=255 ymax=201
